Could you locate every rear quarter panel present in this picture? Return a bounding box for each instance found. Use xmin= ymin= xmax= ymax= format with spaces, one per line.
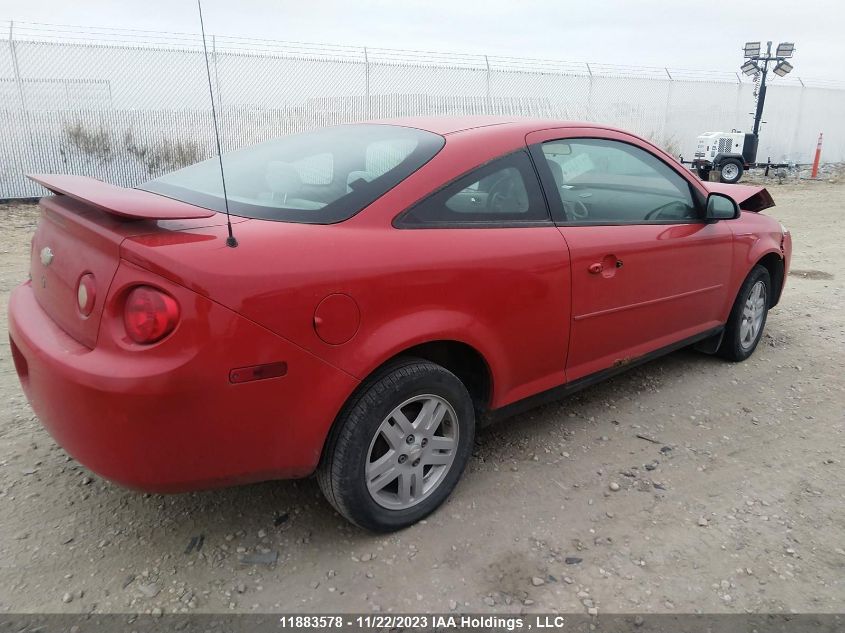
xmin=125 ymin=220 xmax=573 ymax=410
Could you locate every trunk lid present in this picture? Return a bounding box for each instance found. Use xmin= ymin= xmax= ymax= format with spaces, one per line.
xmin=27 ymin=174 xmax=226 ymax=349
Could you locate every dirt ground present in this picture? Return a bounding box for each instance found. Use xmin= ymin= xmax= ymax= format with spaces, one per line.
xmin=0 ymin=177 xmax=843 ymax=616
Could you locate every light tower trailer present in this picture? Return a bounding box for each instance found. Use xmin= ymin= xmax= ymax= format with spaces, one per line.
xmin=683 ymin=40 xmax=798 ymax=184
xmin=690 ymin=130 xmax=757 ymax=183
xmin=681 ymin=130 xmax=792 ymax=184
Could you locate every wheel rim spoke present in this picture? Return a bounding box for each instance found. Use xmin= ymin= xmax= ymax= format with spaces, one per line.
xmin=415 ymin=398 xmax=446 ymax=433
xmin=399 ymin=466 xmax=425 ymax=505
xmin=410 ymin=464 xmax=425 ymax=499
xmin=397 ymin=472 xmax=412 ymax=504
xmin=425 ymin=451 xmax=452 ymax=467
xmin=428 ymin=436 xmax=455 ymax=451
xmin=368 ymin=464 xmax=399 ymax=494
xmin=391 ymin=409 xmax=415 ymax=436
xmin=381 ymin=423 xmax=405 ymax=451
xmin=367 ymin=450 xmax=396 ymax=480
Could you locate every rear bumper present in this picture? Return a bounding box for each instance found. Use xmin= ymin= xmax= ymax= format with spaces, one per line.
xmin=8 ymin=270 xmax=358 ymax=492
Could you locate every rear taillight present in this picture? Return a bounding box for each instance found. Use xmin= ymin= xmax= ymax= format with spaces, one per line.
xmin=123 ymin=286 xmax=180 ymax=344
xmin=77 ymin=273 xmax=96 ymax=316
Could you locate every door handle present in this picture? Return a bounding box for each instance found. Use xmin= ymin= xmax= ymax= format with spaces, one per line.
xmin=589 ymin=258 xmax=623 ymax=275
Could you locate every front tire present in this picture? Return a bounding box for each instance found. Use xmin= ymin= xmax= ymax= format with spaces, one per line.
xmin=318 ymin=358 xmax=475 ymax=532
xmin=719 ymin=265 xmax=771 ymax=361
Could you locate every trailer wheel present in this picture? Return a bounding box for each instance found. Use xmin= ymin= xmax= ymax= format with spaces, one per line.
xmin=719 ymin=159 xmax=743 ymax=184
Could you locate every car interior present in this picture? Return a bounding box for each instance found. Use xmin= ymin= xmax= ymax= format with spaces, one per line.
xmin=141 ymin=124 xmax=442 ymax=223
xmin=443 ymin=167 xmax=530 ymax=215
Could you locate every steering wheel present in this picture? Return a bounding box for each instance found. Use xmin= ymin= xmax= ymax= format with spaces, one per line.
xmin=562 ymin=199 xmax=589 ymax=221
xmin=487 ymin=175 xmax=518 ymax=213
xmin=643 ymin=201 xmax=687 ymax=221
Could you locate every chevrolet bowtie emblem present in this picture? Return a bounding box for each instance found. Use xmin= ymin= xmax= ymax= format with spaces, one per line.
xmin=40 ymin=246 xmax=54 ymax=267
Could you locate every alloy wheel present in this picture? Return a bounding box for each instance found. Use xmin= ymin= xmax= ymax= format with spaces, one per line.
xmin=365 ymin=394 xmax=459 ymax=510
xmin=739 ymin=280 xmax=766 ymax=350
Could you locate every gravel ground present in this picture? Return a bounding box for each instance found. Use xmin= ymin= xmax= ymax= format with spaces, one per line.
xmin=0 ymin=178 xmax=843 ymax=616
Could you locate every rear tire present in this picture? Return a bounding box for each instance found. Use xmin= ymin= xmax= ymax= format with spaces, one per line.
xmin=317 ymin=358 xmax=475 ymax=532
xmin=718 ymin=265 xmax=770 ymax=362
xmin=719 ymin=158 xmax=744 ymax=184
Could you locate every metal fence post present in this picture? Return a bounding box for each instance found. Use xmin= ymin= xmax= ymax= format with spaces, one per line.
xmin=8 ymin=20 xmax=37 ymax=186
xmin=663 ymin=68 xmax=674 ymax=146
xmin=585 ymin=62 xmax=594 ymax=121
xmin=789 ymin=78 xmax=806 ymax=159
xmin=484 ymin=55 xmax=491 ymax=114
xmin=363 ymin=46 xmax=370 ymax=119
xmin=212 ymin=34 xmax=223 ymax=112
xmin=735 ymin=77 xmax=745 ymax=132
xmin=9 ymin=21 xmax=27 ymax=112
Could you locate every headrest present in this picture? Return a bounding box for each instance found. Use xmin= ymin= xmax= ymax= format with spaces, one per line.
xmin=265 ymin=161 xmax=302 ymax=196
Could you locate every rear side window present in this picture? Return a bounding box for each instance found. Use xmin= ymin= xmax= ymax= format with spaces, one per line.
xmin=397 ymin=151 xmax=550 ymax=227
xmin=139 ymin=124 xmax=445 ymax=224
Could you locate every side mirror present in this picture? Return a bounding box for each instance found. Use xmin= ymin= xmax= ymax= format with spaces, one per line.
xmin=705 ymin=193 xmax=740 ymax=221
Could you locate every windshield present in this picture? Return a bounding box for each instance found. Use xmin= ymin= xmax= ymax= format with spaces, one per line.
xmin=139 ymin=124 xmax=445 ymax=223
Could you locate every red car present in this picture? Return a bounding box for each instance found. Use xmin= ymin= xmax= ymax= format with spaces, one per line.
xmin=9 ymin=117 xmax=791 ymax=531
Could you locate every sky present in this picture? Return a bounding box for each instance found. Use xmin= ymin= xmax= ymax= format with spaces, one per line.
xmin=1 ymin=0 xmax=843 ymax=81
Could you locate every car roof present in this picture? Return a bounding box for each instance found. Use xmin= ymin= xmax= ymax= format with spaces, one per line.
xmin=367 ymin=115 xmax=613 ymax=136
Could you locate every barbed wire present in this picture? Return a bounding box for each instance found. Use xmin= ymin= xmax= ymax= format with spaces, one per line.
xmin=1 ymin=19 xmax=841 ymax=88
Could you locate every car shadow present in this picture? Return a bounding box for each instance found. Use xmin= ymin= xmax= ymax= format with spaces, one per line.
xmin=474 ymin=346 xmax=725 ymax=456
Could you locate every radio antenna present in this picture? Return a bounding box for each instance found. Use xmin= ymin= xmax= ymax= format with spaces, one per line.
xmin=197 ymin=0 xmax=237 ymax=248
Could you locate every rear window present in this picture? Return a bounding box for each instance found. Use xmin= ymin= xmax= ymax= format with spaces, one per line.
xmin=139 ymin=124 xmax=445 ymax=224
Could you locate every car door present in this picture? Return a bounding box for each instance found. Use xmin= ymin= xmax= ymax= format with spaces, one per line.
xmin=527 ymin=128 xmax=734 ymax=382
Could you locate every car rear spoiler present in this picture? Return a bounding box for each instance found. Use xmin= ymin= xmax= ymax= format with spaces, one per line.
xmin=702 ymin=182 xmax=775 ymax=213
xmin=27 ymin=174 xmax=216 ymax=220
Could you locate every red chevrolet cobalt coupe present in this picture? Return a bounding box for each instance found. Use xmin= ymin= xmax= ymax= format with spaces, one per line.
xmin=9 ymin=117 xmax=791 ymax=531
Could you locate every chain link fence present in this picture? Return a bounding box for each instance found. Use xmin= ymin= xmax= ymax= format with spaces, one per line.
xmin=2 ymin=21 xmax=844 ymax=199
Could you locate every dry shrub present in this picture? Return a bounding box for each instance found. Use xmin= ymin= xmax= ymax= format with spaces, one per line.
xmin=125 ymin=131 xmax=202 ymax=176
xmin=61 ymin=122 xmax=112 ymax=164
xmin=647 ymin=131 xmax=681 ymax=157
